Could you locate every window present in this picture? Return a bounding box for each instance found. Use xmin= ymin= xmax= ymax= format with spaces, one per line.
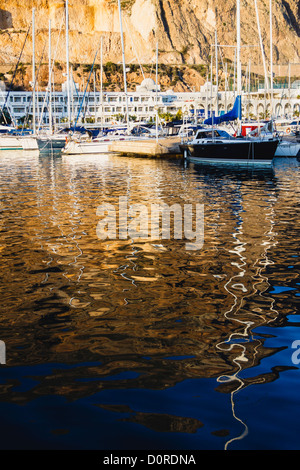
xmin=13 ymin=107 xmax=25 ymax=113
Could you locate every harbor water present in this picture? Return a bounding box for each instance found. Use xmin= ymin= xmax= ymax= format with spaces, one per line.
xmin=0 ymin=151 xmax=299 ymax=450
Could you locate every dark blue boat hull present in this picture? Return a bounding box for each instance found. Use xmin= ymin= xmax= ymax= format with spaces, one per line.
xmin=180 ymin=139 xmax=279 ymax=162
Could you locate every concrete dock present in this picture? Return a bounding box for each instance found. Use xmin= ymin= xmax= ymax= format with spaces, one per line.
xmin=108 ymin=136 xmax=183 ymax=157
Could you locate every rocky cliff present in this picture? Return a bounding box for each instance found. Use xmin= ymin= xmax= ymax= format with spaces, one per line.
xmin=0 ymin=0 xmax=299 ymax=89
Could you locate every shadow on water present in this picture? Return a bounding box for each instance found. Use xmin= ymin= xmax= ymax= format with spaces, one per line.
xmin=0 ymin=152 xmax=299 ymax=449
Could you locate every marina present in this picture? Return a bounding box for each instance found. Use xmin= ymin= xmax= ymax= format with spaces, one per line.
xmin=0 ymin=0 xmax=300 ymax=454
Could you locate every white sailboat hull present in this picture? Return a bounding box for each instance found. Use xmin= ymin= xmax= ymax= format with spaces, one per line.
xmin=0 ymin=136 xmax=38 ymax=151
xmin=62 ymin=135 xmax=144 ymax=155
xmin=275 ymin=141 xmax=300 ymax=157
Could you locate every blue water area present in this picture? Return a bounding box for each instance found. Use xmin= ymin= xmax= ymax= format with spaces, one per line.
xmin=269 ymin=286 xmax=296 ymax=294
xmin=0 ymin=369 xmax=235 ymax=450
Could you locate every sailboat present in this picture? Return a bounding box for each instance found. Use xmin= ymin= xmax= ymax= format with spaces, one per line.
xmin=180 ymin=0 xmax=279 ymax=164
xmin=180 ymin=127 xmax=279 ymax=163
xmin=247 ymin=120 xmax=300 ymax=157
xmin=36 ymin=8 xmax=71 ymax=152
xmin=62 ymin=0 xmax=133 ymax=156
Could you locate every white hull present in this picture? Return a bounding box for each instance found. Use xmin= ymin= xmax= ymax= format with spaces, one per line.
xmin=62 ymin=136 xmax=142 ymax=155
xmin=62 ymin=140 xmax=113 ymax=155
xmin=275 ymin=141 xmax=300 ymax=157
xmin=0 ymin=136 xmax=38 ymax=151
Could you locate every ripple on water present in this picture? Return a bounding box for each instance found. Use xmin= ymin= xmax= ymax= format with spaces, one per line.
xmin=0 ymin=153 xmax=299 ymax=449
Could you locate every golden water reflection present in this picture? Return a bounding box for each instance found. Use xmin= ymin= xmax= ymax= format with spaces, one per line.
xmin=0 ymin=152 xmax=299 ymax=446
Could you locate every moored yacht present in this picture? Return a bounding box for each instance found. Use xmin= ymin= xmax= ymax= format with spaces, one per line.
xmin=275 ymin=139 xmax=300 ymax=157
xmin=62 ymin=134 xmax=123 ymax=155
xmin=62 ymin=124 xmax=162 ymax=155
xmin=244 ymin=120 xmax=300 ymax=158
xmin=36 ymin=130 xmax=70 ymax=152
xmin=180 ymin=0 xmax=279 ymax=166
xmin=180 ymin=128 xmax=279 ymax=164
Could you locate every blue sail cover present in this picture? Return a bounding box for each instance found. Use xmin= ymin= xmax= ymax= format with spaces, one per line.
xmin=204 ymin=95 xmax=242 ymax=125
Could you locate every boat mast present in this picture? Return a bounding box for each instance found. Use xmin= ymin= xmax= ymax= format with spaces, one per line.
xmin=236 ymin=0 xmax=241 ymax=135
xmin=288 ymin=61 xmax=291 ymax=110
xmin=48 ymin=19 xmax=53 ymax=134
xmin=93 ymin=70 xmax=96 ymax=124
xmin=71 ymin=65 xmax=75 ymax=122
xmin=156 ymin=41 xmax=159 ymax=143
xmin=254 ymin=0 xmax=269 ymax=95
xmin=100 ymin=36 xmax=104 ymax=129
xmin=215 ymin=29 xmax=219 ymax=117
xmin=210 ymin=43 xmax=215 ymax=141
xmin=205 ymin=71 xmax=208 ymax=119
xmin=65 ymin=0 xmax=71 ymax=128
xmin=233 ymin=47 xmax=236 ymax=100
xmin=248 ymin=58 xmax=251 ymax=118
xmin=210 ymin=45 xmax=213 ymax=121
xmin=32 ymin=8 xmax=36 ymax=134
xmin=225 ymin=61 xmax=228 ymax=113
xmin=117 ymin=0 xmax=129 ymax=129
xmin=269 ymin=0 xmax=273 ymax=119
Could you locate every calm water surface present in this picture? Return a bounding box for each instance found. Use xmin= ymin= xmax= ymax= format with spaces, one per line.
xmin=0 ymin=151 xmax=299 ymax=450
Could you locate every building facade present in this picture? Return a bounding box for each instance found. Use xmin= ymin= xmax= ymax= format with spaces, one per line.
xmin=1 ymin=78 xmax=299 ymax=128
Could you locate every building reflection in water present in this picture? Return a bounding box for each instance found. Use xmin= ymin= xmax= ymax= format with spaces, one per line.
xmin=0 ymin=152 xmax=299 ymax=448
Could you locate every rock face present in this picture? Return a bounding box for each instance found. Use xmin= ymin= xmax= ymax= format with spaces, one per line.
xmin=0 ymin=0 xmax=299 ymax=67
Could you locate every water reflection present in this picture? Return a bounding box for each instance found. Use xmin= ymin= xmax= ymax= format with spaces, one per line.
xmin=215 ymin=168 xmax=279 ymax=448
xmin=0 ymin=152 xmax=299 ymax=449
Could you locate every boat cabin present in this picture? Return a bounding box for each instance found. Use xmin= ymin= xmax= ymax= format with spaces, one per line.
xmin=193 ymin=128 xmax=232 ymax=140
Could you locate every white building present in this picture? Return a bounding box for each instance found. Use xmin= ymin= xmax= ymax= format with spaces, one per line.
xmin=136 ymin=78 xmax=160 ymax=93
xmin=0 ymin=78 xmax=299 ymax=127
